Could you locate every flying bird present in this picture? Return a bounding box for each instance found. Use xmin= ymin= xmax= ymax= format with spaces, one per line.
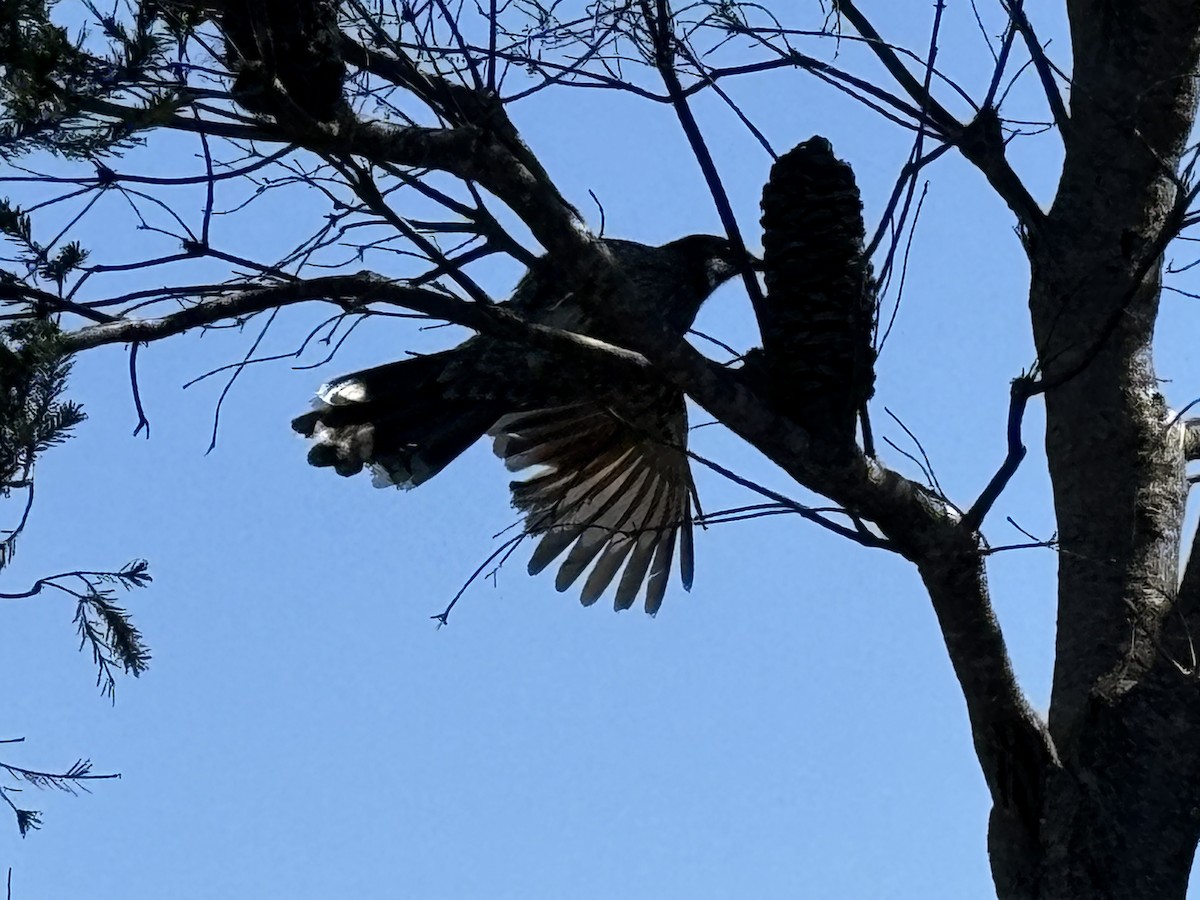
xmin=292 ymin=235 xmax=750 ymax=614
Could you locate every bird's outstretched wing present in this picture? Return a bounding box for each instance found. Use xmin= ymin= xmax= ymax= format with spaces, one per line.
xmin=489 ymin=399 xmax=696 ymax=616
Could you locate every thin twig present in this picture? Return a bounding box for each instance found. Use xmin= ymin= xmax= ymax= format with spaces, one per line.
xmin=432 ymin=532 xmax=528 ymax=626
xmin=962 ymin=376 xmax=1033 ymax=532
xmin=1001 ymin=0 xmax=1070 ymax=137
xmin=686 ymin=448 xmax=894 ymax=551
xmin=643 ymin=0 xmax=765 ymax=318
xmin=129 ymin=342 xmax=150 ymax=438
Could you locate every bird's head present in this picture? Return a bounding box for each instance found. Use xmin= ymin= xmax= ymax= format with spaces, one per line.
xmin=656 ymin=234 xmax=761 ymax=332
xmin=666 ymin=233 xmax=762 ymax=293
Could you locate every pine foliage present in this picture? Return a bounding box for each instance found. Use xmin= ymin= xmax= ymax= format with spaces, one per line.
xmin=0 ymin=0 xmax=178 ymax=159
xmin=0 ymin=319 xmax=85 ymax=568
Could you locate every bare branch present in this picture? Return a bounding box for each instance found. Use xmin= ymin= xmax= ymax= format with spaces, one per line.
xmin=1002 ymin=0 xmax=1071 ymax=137
xmin=686 ymin=448 xmax=894 ymax=551
xmin=962 ymin=376 xmax=1033 ymax=532
xmin=59 ymin=275 xmax=655 ymax=380
xmin=833 ymin=1 xmax=1045 ymax=230
xmin=641 ymin=1 xmax=765 ymax=316
xmin=833 ymin=0 xmax=958 ymax=134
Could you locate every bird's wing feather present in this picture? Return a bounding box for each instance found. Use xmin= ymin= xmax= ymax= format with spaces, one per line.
xmin=489 ymin=398 xmax=695 ymax=614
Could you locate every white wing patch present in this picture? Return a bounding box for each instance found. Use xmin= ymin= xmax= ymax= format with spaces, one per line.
xmin=317 ymin=377 xmax=371 ymax=406
xmin=489 ymin=402 xmax=696 ymax=615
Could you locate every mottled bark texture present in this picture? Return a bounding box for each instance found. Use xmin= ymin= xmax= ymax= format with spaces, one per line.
xmin=1016 ymin=1 xmax=1200 ymax=896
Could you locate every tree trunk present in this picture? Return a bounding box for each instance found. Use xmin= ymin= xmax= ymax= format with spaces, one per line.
xmin=992 ymin=2 xmax=1200 ymax=896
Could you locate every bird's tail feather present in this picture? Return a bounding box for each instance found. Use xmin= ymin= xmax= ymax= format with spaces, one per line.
xmin=291 ymin=350 xmax=501 ymax=488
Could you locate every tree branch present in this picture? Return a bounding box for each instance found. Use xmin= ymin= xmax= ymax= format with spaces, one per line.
xmin=58 ymin=274 xmax=655 ymax=373
xmin=0 ymin=283 xmax=117 ymax=324
xmin=1002 ymin=0 xmax=1071 ymax=138
xmin=833 ymin=1 xmax=1045 ymax=231
xmin=833 ymin=0 xmax=958 ymax=133
xmin=642 ymin=0 xmax=765 ymax=316
xmin=644 ymin=333 xmax=1054 ymax=827
xmin=75 ymin=92 xmax=592 ymax=261
xmin=962 ymin=376 xmax=1033 ymax=532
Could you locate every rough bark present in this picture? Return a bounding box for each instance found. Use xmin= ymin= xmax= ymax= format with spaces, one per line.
xmin=1014 ymin=1 xmax=1200 ymax=896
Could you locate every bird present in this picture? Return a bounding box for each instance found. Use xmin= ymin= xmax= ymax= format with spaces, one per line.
xmin=292 ymin=235 xmax=750 ymax=614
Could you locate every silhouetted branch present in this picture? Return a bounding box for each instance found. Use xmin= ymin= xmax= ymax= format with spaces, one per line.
xmin=128 ymin=341 xmax=150 ymax=438
xmin=1031 ymin=179 xmax=1200 ymax=393
xmin=0 ymin=752 xmax=120 ymax=837
xmin=641 ymin=0 xmax=765 ymax=316
xmin=432 ymin=532 xmax=528 ymax=626
xmin=831 ymin=2 xmax=1043 ymax=230
xmin=686 ymin=448 xmax=894 ymax=551
xmin=963 ymin=376 xmax=1033 ymax=533
xmin=1002 ymin=0 xmax=1070 ymax=137
xmin=0 ymin=561 xmax=152 ymax=700
xmin=833 ymin=0 xmax=957 ymax=134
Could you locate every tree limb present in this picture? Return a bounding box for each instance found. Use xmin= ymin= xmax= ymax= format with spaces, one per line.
xmin=833 ymin=1 xmax=1045 ymax=230
xmin=58 ymin=274 xmax=654 ymax=372
xmin=962 ymin=376 xmax=1033 ymax=532
xmin=642 ymin=0 xmax=765 ymax=316
xmin=1002 ymin=0 xmax=1071 ymax=138
xmin=645 ymin=333 xmax=1055 ymax=828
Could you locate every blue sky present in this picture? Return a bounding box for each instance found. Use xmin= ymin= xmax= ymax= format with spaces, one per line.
xmin=3 ymin=2 xmax=1198 ymax=897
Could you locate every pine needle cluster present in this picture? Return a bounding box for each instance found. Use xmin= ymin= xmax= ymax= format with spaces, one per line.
xmin=0 ymin=319 xmax=85 ymax=568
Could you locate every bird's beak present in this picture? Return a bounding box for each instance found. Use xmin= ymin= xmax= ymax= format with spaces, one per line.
xmin=747 ymin=254 xmax=765 ymax=272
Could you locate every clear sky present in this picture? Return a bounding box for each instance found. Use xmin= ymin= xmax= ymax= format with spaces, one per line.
xmin=3 ymin=3 xmax=1199 ymax=898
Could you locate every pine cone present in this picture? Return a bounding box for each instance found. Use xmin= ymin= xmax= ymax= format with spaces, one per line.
xmin=759 ymin=136 xmax=876 ymax=445
xmin=221 ymin=0 xmax=346 ymax=122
